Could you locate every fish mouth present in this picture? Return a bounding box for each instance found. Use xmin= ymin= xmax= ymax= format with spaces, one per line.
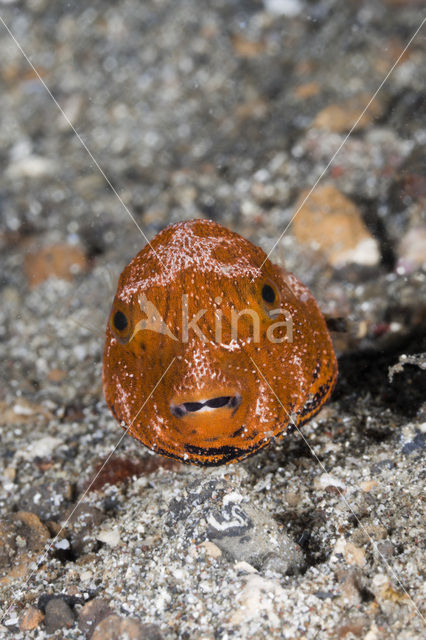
xmin=170 ymin=394 xmax=242 ymax=418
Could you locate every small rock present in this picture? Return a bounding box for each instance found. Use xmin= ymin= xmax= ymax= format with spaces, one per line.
xmin=336 ymin=568 xmax=364 ymax=606
xmin=371 ymin=574 xmax=409 ymax=606
xmin=0 ymin=511 xmax=50 ymax=574
xmin=337 ymin=616 xmax=368 ymax=638
xmin=313 ymin=591 xmax=336 ymax=600
xmin=345 ymin=542 xmax=366 ymax=567
xmin=20 ymin=479 xmax=73 ymax=521
xmin=44 ymin=598 xmax=75 ymax=634
xmin=96 ymin=526 xmax=120 ymax=547
xmin=202 ymin=541 xmax=222 ymax=558
xmin=401 ymin=431 xmax=426 ymax=455
xmin=47 ymin=368 xmax=67 ymax=382
xmin=138 ymin=624 xmax=164 ymax=640
xmin=231 ymin=33 xmax=266 ymax=58
xmin=24 ymin=243 xmax=88 ymax=288
xmin=359 ymin=480 xmax=378 ymax=492
xmin=397 ymin=226 xmax=426 ymax=272
xmin=78 ymin=598 xmax=114 ymax=639
xmin=334 ymin=538 xmax=366 ymax=567
xmin=235 ymin=98 xmax=269 ymax=120
xmin=2 ymin=466 xmax=16 ymax=481
xmin=292 ymin=184 xmax=380 ymax=267
xmin=376 ymin=540 xmax=395 ymax=558
xmin=19 ymin=606 xmax=44 ymax=632
xmin=293 ymin=82 xmax=321 ymax=99
xmin=166 ymin=477 xmax=304 ymax=574
xmin=67 ymin=504 xmax=106 ymax=556
xmin=314 ymin=472 xmax=346 ymax=492
xmin=230 ymin=574 xmax=285 ymax=625
xmin=234 ymin=561 xmax=258 ymax=574
xmin=390 ymin=146 xmax=426 ymax=205
xmin=6 ymin=155 xmax=55 ymax=179
xmin=371 ymin=459 xmax=395 ymax=474
xmin=21 ymin=436 xmax=63 ymax=460
xmin=57 ymin=94 xmax=84 ymax=130
xmin=91 ymin=615 xmax=161 ymax=640
xmin=312 ymin=93 xmax=384 ymax=133
xmin=0 ymin=399 xmax=52 ymax=425
xmin=264 ymin=0 xmax=302 ymax=17
xmin=207 ymin=492 xmax=304 ymax=574
xmin=364 ymin=624 xmax=380 ymax=640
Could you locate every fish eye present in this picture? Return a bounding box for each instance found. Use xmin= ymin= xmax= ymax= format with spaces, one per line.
xmin=111 ymin=309 xmax=129 ymax=335
xmin=261 ymin=284 xmax=276 ymax=304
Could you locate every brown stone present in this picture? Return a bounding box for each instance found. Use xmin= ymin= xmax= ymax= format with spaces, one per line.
xmin=24 ymin=243 xmax=88 ymax=288
xmin=336 ymin=568 xmax=363 ymax=606
xmin=19 ymin=606 xmax=44 ymax=632
xmin=78 ymin=598 xmax=114 ymax=639
xmin=312 ymin=93 xmax=384 ymax=133
xmin=0 ymin=400 xmax=53 ymax=425
xmin=235 ymin=98 xmax=269 ymax=120
xmin=47 ymin=368 xmax=67 ymax=382
xmin=398 ymin=226 xmax=426 ymax=270
xmin=231 ymin=34 xmax=266 ymax=58
xmin=0 ymin=557 xmax=31 ymax=586
xmin=294 ymin=82 xmax=321 ymax=99
xmin=91 ymin=615 xmax=161 ymax=640
xmin=337 ymin=616 xmax=368 ymax=638
xmin=344 ymin=542 xmax=366 ymax=567
xmin=0 ymin=512 xmax=50 ymax=568
xmin=292 ymin=184 xmax=380 ymax=267
xmin=44 ymin=598 xmax=75 ymax=634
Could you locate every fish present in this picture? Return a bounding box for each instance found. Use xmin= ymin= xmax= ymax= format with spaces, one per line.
xmin=102 ymin=218 xmax=338 ymax=465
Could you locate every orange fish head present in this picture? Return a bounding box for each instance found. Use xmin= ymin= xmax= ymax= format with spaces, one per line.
xmin=102 ymin=219 xmax=338 ymax=465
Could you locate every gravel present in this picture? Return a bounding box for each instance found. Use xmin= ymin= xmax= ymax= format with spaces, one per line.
xmin=0 ymin=1 xmax=425 ymax=638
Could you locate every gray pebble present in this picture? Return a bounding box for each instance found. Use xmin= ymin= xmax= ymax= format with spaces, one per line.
xmin=44 ymin=598 xmax=75 ymax=634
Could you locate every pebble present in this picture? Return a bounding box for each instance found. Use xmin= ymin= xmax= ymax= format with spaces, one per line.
xmin=312 ymin=94 xmax=384 ymax=133
xmin=0 ymin=511 xmax=50 ymax=575
xmin=91 ymin=615 xmax=163 ymax=640
xmin=359 ymin=480 xmax=378 ymax=492
xmin=234 ymin=561 xmax=258 ymax=574
xmin=334 ymin=539 xmax=366 ymax=567
xmin=397 ymin=226 xmax=426 ymax=272
xmin=44 ymin=598 xmax=75 ymax=634
xmin=231 ymin=34 xmax=266 ymax=58
xmin=167 ymin=478 xmax=304 ymax=574
xmin=401 ymin=431 xmax=425 ymax=455
xmin=96 ymin=526 xmax=121 ymax=547
xmin=20 ymin=479 xmax=73 ymax=521
xmin=336 ymin=616 xmax=368 ymax=638
xmin=20 ymin=436 xmax=63 ymax=460
xmin=371 ymin=574 xmax=409 ymax=607
xmin=230 ymin=574 xmax=286 ymax=625
xmin=336 ymin=568 xmax=364 ymax=606
xmin=24 ymin=243 xmax=89 ymax=288
xmin=202 ymin=541 xmax=222 ymax=558
xmin=207 ymin=492 xmax=305 ymax=574
xmin=19 ymin=606 xmax=45 ymax=632
xmin=6 ymin=155 xmax=55 ymax=179
xmin=263 ymin=0 xmax=302 ymax=17
xmin=292 ymin=184 xmax=380 ymax=267
xmin=78 ymin=598 xmax=114 ymax=639
xmin=314 ymin=473 xmax=346 ymax=492
xmin=67 ymin=504 xmax=106 ymax=556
